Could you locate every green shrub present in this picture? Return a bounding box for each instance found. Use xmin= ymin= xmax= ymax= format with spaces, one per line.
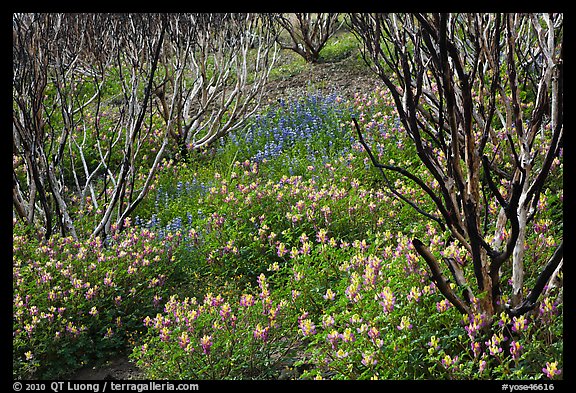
xmin=15 ymin=86 xmax=562 ymax=381
xmin=130 ymin=90 xmax=562 ymax=380
xmin=13 ymin=219 xmax=183 ymax=379
xmin=132 ymin=279 xmax=299 ymax=379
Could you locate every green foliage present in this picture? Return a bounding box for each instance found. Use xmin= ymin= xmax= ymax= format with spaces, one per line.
xmin=13 ymin=219 xmax=183 ymax=379
xmin=128 ymin=90 xmax=561 ymax=380
xmin=131 ymin=281 xmax=299 ymax=379
xmin=269 ymin=52 xmax=308 ymax=81
xmin=14 ymin=80 xmax=562 ymax=380
xmin=318 ymin=30 xmax=361 ymax=63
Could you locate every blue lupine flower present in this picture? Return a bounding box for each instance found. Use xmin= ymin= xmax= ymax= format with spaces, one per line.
xmin=230 ymin=92 xmax=353 ymax=165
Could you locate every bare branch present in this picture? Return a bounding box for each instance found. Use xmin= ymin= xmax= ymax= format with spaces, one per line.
xmin=353 ymin=118 xmax=446 ymax=230
xmin=508 ymin=240 xmax=563 ymax=317
xmin=413 ymin=239 xmax=473 ymax=318
xmin=349 ymin=13 xmax=563 ymax=318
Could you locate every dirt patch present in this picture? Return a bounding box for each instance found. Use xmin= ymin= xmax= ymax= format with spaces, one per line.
xmin=262 ymin=53 xmax=382 ymax=104
xmin=70 ymin=356 xmax=144 ymax=380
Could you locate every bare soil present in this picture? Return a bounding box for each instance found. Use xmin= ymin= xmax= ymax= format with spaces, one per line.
xmin=70 ymin=356 xmax=144 ymax=380
xmin=262 ymin=53 xmax=382 ymax=104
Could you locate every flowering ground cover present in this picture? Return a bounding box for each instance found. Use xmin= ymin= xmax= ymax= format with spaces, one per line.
xmin=13 ymin=87 xmax=562 ymax=380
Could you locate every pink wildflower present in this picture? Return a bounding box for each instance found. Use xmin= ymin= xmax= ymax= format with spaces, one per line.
xmin=253 ymin=324 xmax=269 ymax=342
xmin=542 ymin=361 xmax=561 ymax=378
xmin=200 ymin=334 xmax=213 ymax=355
xmin=510 ymin=341 xmax=522 ymax=361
